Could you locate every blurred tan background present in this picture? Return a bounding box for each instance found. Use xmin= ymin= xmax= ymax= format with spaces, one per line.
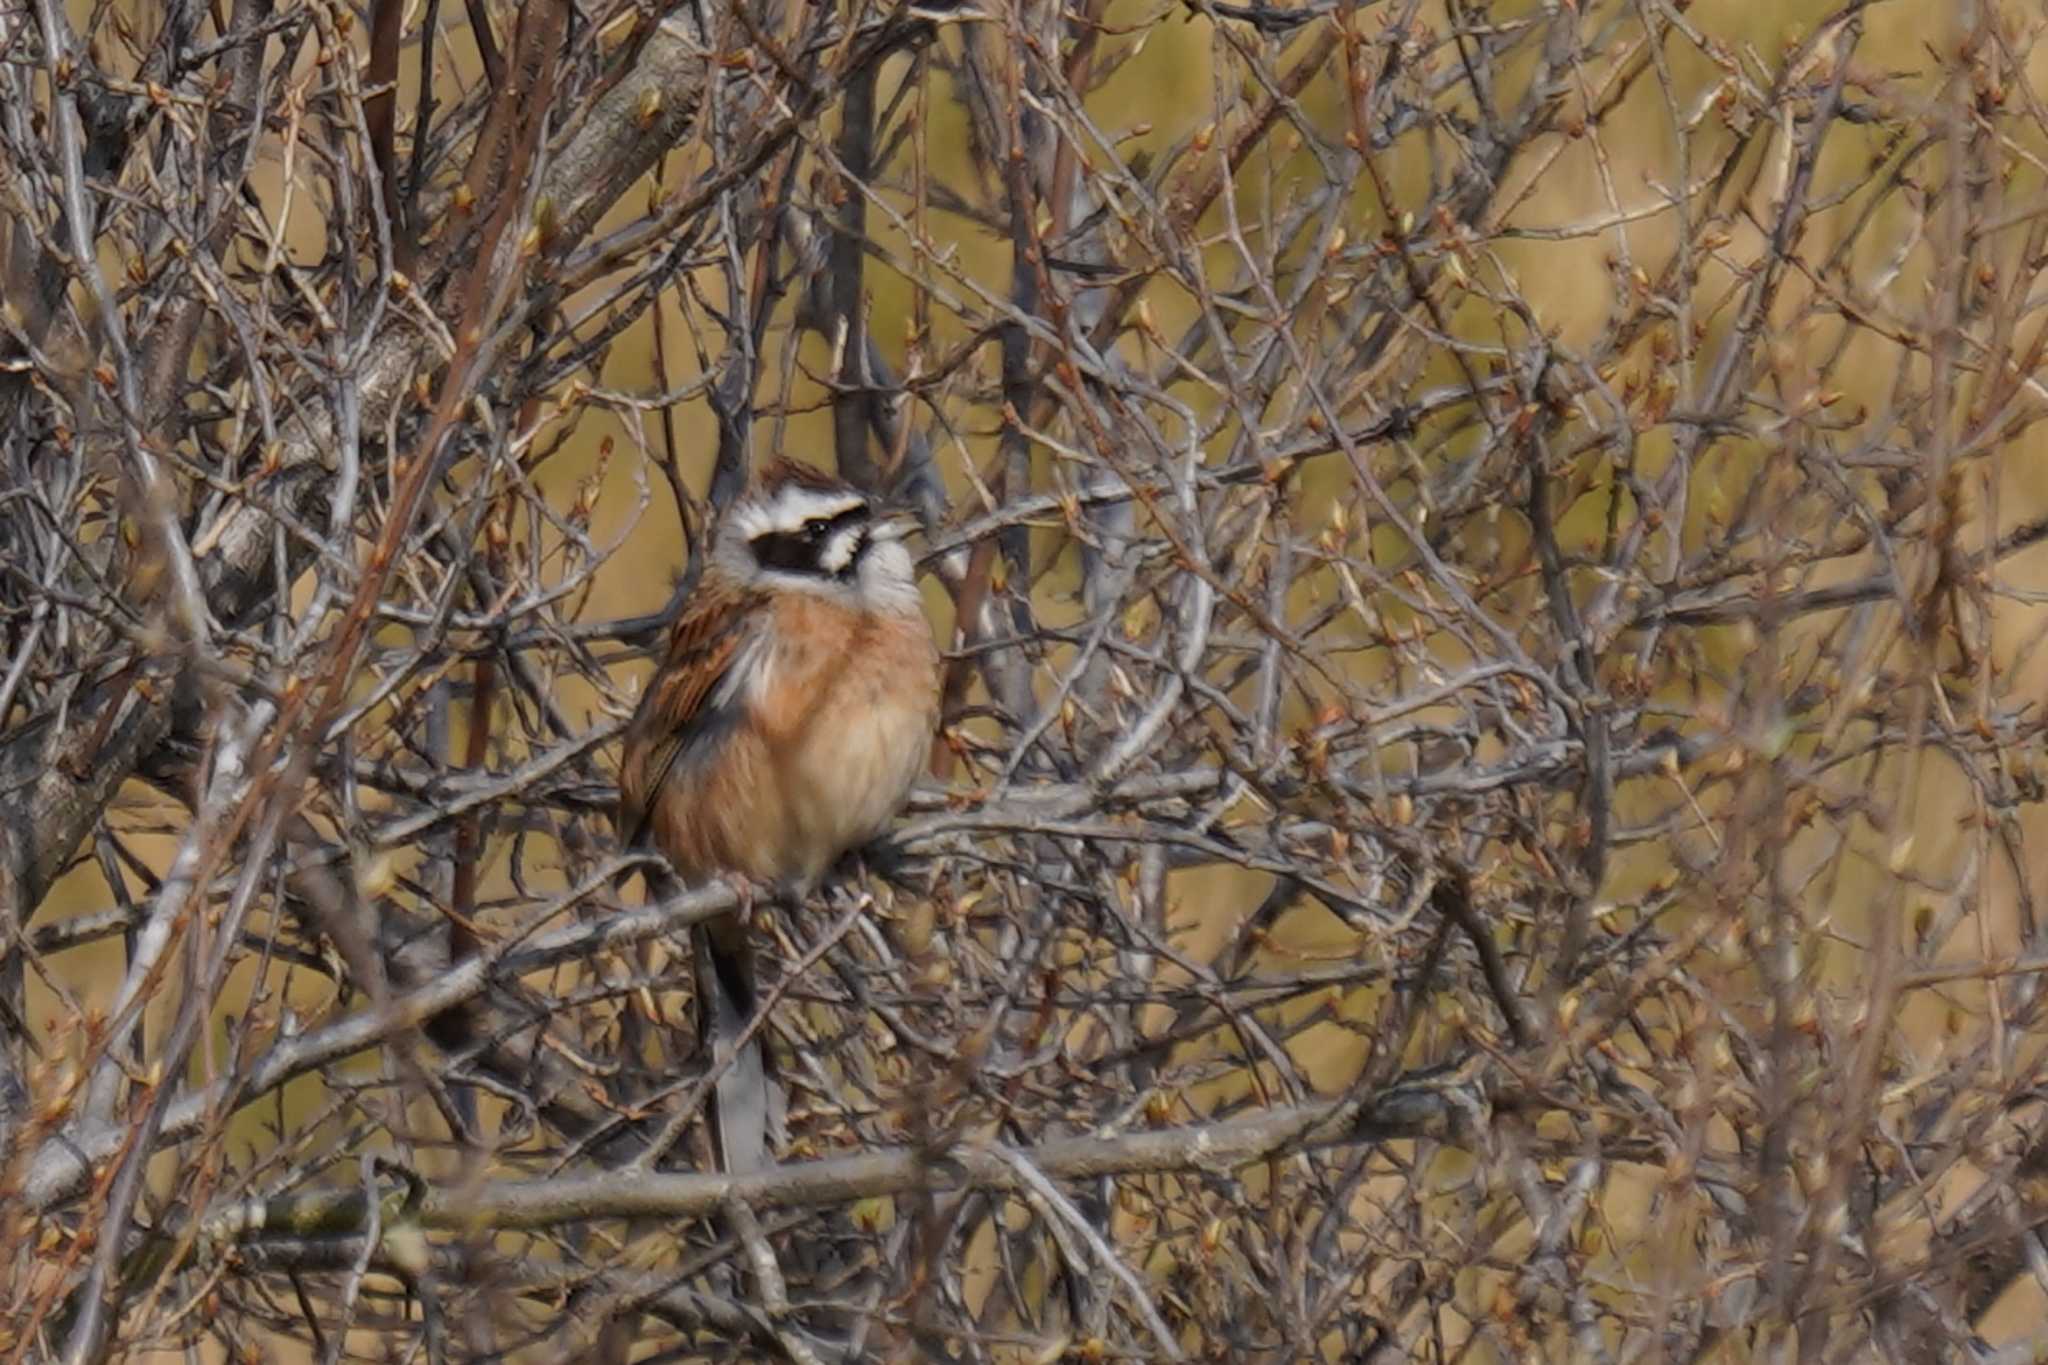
xmin=23 ymin=0 xmax=2048 ymax=1357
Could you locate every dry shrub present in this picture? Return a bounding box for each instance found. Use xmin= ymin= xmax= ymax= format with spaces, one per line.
xmin=3 ymin=0 xmax=2048 ymax=1361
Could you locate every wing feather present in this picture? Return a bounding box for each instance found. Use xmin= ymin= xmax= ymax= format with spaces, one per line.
xmin=616 ymin=574 xmax=765 ymax=851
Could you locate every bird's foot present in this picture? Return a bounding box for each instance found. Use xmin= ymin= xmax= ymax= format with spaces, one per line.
xmin=719 ymin=870 xmax=769 ymax=925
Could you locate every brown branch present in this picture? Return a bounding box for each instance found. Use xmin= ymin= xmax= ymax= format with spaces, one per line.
xmin=209 ymin=1070 xmax=1486 ymax=1239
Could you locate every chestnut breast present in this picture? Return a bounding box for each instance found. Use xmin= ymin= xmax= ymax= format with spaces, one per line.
xmin=749 ymin=592 xmax=938 ymax=887
xmin=638 ymin=592 xmax=936 ymax=891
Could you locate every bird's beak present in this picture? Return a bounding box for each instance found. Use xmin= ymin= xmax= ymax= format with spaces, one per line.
xmin=871 ymin=510 xmax=921 ymax=542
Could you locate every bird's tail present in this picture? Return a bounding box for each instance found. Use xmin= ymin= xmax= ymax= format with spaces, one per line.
xmin=694 ymin=918 xmax=775 ymax=1172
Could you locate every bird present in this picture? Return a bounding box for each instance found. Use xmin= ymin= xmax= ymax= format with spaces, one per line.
xmin=616 ymin=457 xmax=940 ymax=1172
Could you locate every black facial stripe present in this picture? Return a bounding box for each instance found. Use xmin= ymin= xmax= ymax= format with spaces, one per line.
xmin=751 ymin=531 xmax=819 ymax=574
xmin=816 ymin=505 xmax=870 ymax=537
xmin=749 ymin=504 xmax=871 ymax=579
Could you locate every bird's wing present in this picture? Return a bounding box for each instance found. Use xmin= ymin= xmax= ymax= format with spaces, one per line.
xmin=616 ymin=574 xmax=783 ymax=1172
xmin=616 ymin=573 xmax=767 ymax=851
